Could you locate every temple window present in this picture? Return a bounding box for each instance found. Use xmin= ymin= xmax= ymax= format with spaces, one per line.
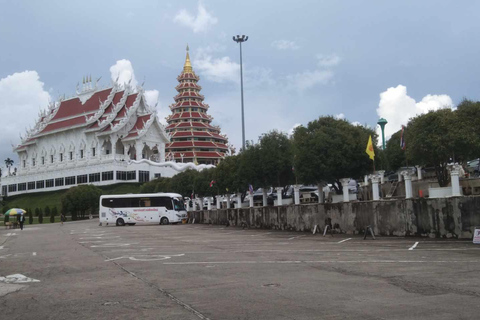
xmin=41 ymin=156 xmax=45 ymax=165
xmin=92 ymin=148 xmax=96 ymax=157
xmin=69 ymin=152 xmax=73 ymax=160
xmin=80 ymin=150 xmax=84 ymax=159
xmin=50 ymin=155 xmax=54 ymax=163
xmin=23 ymin=160 xmax=26 ymax=168
xmin=32 ymin=158 xmax=36 ymax=167
xmin=60 ymin=153 xmax=63 ymax=162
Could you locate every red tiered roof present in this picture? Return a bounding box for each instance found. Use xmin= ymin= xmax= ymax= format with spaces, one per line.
xmin=165 ymin=48 xmax=229 ymax=164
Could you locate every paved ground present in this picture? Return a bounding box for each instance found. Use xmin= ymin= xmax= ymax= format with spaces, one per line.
xmin=1 ymin=220 xmax=480 ymax=319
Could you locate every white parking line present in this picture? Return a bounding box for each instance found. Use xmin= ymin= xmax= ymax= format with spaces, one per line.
xmin=409 ymin=242 xmax=419 ymax=250
xmin=164 ymin=259 xmax=480 ymax=265
xmin=337 ymin=238 xmax=352 ymax=244
xmin=288 ymin=235 xmax=306 ymax=240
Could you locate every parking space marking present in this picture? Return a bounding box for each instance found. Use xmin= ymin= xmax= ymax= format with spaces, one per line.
xmin=338 ymin=238 xmax=352 ymax=244
xmin=288 ymin=235 xmax=306 ymax=240
xmin=105 ymin=253 xmax=185 ymax=262
xmin=409 ymin=242 xmax=419 ymax=250
xmin=164 ymin=259 xmax=480 ymax=266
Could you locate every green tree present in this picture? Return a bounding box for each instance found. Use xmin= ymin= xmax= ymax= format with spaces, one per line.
xmin=38 ymin=209 xmax=43 ymax=224
xmin=385 ymin=129 xmax=407 ymax=171
xmin=258 ymin=131 xmax=294 ymax=188
xmin=44 ymin=206 xmax=51 ymax=217
xmin=169 ymin=169 xmax=199 ymax=197
xmin=406 ymin=108 xmax=472 ymax=186
xmin=35 ymin=208 xmax=40 ymax=217
xmin=140 ymin=177 xmax=172 ymax=193
xmin=214 ymin=156 xmax=242 ymax=194
xmin=50 ymin=206 xmax=57 ymax=223
xmin=61 ymin=185 xmax=102 ymax=220
xmin=455 ymin=99 xmax=480 ymax=159
xmin=28 ymin=209 xmax=33 ymax=224
xmin=293 ymin=117 xmax=377 ymax=192
xmin=4 ymin=158 xmax=14 ymax=176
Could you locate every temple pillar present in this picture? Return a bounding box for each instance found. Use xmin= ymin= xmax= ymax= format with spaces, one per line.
xmin=249 ymin=193 xmax=254 ymax=207
xmin=226 ymin=195 xmax=231 ymax=209
xmin=216 ymin=196 xmax=221 ymax=210
xmin=207 ymin=198 xmax=211 ymax=211
xmin=364 ymin=175 xmax=369 ymax=186
xmin=340 ymin=178 xmax=350 ymax=202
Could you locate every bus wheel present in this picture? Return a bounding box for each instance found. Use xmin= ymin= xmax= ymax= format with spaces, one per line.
xmin=116 ymin=218 xmax=125 ymax=226
xmin=160 ymin=217 xmax=169 ymax=225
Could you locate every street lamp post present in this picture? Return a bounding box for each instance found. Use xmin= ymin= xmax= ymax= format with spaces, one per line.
xmin=233 ymin=35 xmax=248 ymax=151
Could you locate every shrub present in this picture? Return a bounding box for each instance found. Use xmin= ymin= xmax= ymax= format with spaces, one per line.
xmin=44 ymin=206 xmax=51 ymax=217
xmin=38 ymin=210 xmax=43 ymax=224
xmin=51 ymin=207 xmax=58 ymax=223
xmin=28 ymin=210 xmax=33 ymax=224
xmin=35 ymin=208 xmax=40 ymax=217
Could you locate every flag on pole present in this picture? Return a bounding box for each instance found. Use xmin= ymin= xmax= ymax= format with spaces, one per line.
xmin=400 ymin=125 xmax=406 ymax=150
xmin=366 ymin=135 xmax=375 ymax=160
xmin=209 ymin=180 xmax=216 ymax=187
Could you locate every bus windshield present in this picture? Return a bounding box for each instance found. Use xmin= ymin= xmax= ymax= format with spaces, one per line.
xmin=173 ymin=198 xmax=186 ymax=211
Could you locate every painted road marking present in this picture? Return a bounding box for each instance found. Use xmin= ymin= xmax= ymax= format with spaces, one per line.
xmin=32 ymin=252 xmax=37 ymax=256
xmin=409 ymin=242 xmax=419 ymax=250
xmin=5 ymin=233 xmax=16 ymax=236
xmin=288 ymin=235 xmax=306 ymax=240
xmin=105 ymin=253 xmax=185 ymax=262
xmin=164 ymin=259 xmax=480 ymax=265
xmin=338 ymin=238 xmax=352 ymax=244
xmin=0 ymin=274 xmax=40 ymax=283
xmin=0 ymin=246 xmax=4 ymax=250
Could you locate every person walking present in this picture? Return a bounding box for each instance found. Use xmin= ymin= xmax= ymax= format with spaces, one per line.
xmin=18 ymin=214 xmax=25 ymax=230
xmin=60 ymin=213 xmax=66 ymax=225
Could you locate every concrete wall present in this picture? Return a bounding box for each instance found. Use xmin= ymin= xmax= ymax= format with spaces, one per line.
xmin=191 ymin=196 xmax=480 ymax=239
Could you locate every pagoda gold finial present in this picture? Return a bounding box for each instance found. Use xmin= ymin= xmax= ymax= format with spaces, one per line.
xmin=183 ymin=44 xmax=193 ymax=73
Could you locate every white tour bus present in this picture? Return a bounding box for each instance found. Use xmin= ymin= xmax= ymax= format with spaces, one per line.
xmin=99 ymin=193 xmax=187 ymax=226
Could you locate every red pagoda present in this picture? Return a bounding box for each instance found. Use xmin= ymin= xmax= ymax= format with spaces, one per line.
xmin=165 ymin=46 xmax=229 ymax=165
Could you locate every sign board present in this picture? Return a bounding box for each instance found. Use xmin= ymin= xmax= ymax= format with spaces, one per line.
xmin=474 ymin=227 xmax=480 ymax=244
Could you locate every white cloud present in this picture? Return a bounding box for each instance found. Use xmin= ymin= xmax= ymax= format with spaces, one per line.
xmin=0 ymin=71 xmax=51 ymax=166
xmin=285 ymin=69 xmax=334 ymax=92
xmin=376 ymin=85 xmax=453 ymax=140
xmin=193 ymin=48 xmax=239 ymax=83
xmin=351 ymin=121 xmax=363 ymax=127
xmin=334 ymin=113 xmax=345 ymax=120
xmin=109 ymin=59 xmax=138 ymax=87
xmin=174 ymin=1 xmax=218 ymax=33
xmin=317 ymin=54 xmax=341 ymax=67
xmin=144 ymin=89 xmax=159 ymax=108
xmin=271 ymin=40 xmax=299 ymax=50
xmin=288 ymin=123 xmax=302 ymax=136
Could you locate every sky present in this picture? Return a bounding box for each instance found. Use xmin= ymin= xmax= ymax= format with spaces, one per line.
xmin=1 ymin=0 xmax=480 ymax=170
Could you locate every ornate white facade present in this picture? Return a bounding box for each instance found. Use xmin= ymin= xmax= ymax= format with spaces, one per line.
xmin=1 ymin=78 xmax=214 ymax=197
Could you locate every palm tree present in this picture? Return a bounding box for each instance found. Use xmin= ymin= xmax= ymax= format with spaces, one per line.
xmin=4 ymin=158 xmax=14 ymax=176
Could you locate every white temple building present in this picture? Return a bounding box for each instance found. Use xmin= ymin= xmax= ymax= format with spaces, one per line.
xmin=1 ymin=77 xmax=213 ymax=197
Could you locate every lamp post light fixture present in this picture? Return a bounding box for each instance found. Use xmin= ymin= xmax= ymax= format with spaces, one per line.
xmin=377 ymin=118 xmax=388 ymax=150
xmin=233 ymin=34 xmax=248 ymax=151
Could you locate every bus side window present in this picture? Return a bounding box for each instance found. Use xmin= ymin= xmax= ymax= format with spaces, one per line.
xmin=140 ymin=198 xmax=151 ymax=207
xmin=151 ymin=197 xmax=173 ymax=210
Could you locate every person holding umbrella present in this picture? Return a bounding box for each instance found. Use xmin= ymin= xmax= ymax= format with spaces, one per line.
xmin=17 ymin=212 xmax=25 ymax=230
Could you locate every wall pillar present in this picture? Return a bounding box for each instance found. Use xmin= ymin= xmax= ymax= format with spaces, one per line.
xmin=262 ymin=188 xmax=268 ymax=207
xmin=451 ymin=165 xmax=461 ymax=196
xmin=398 ymin=172 xmax=402 ymax=182
xmin=226 ymin=195 xmax=231 ymax=209
xmin=416 ymin=165 xmax=423 ymax=180
xmin=276 ymin=187 xmax=283 ymax=206
xmin=294 ymin=185 xmax=300 ymax=205
xmin=207 ymin=198 xmax=212 ymax=211
xmin=236 ymin=193 xmax=242 ymax=208
xmin=402 ymin=171 xmax=413 ymax=199
xmin=364 ymin=175 xmax=369 ymax=186
xmin=317 ymin=183 xmax=324 ymax=203
xmin=216 ymin=196 xmax=221 ymax=209
xmin=249 ymin=193 xmax=254 ymax=207
xmin=111 ymin=136 xmax=118 ymax=161
xmin=377 ymin=170 xmax=385 ymax=184
xmin=340 ymin=178 xmax=350 ymax=202
xmin=135 ymin=142 xmax=142 ymax=161
xmin=371 ymin=176 xmax=380 ymax=201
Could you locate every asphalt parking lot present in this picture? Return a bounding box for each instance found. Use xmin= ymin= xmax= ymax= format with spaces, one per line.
xmin=1 ymin=220 xmax=480 ymax=320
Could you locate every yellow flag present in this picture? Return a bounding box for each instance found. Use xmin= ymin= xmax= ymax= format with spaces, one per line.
xmin=366 ymin=135 xmax=375 ymax=160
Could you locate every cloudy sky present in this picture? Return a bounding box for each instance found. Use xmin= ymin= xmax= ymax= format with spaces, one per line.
xmin=1 ymin=0 xmax=479 ymax=169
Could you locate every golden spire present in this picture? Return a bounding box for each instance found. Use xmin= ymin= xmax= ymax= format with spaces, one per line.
xmin=183 ymin=44 xmax=193 ymax=73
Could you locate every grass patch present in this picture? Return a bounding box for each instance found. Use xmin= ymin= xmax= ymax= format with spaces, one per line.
xmin=3 ymin=183 xmax=143 ymax=213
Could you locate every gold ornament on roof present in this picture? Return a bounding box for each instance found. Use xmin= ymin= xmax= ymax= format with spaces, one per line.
xmin=183 ymin=44 xmax=193 ymax=73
